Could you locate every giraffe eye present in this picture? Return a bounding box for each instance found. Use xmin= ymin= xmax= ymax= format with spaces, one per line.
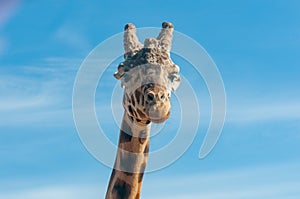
xmin=148 ymin=83 xmax=153 ymax=88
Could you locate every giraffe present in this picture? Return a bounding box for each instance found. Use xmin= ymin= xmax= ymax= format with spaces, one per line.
xmin=105 ymin=22 xmax=181 ymax=199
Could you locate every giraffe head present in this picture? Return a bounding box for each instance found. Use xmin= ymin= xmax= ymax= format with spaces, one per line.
xmin=114 ymin=22 xmax=180 ymax=124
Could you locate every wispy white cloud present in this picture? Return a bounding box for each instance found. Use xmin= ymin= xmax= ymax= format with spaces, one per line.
xmin=0 ymin=184 xmax=104 ymax=199
xmin=142 ymin=162 xmax=300 ymax=199
xmin=54 ymin=25 xmax=91 ymax=51
xmin=0 ymin=37 xmax=7 ymax=55
xmin=0 ymin=58 xmax=78 ymax=126
xmin=0 ymin=0 xmax=21 ymax=27
xmin=227 ymin=101 xmax=300 ymax=123
xmin=23 ymin=57 xmax=82 ymax=73
xmin=147 ymin=184 xmax=300 ymax=199
xmin=0 ymin=95 xmax=49 ymax=111
xmin=0 ymin=0 xmax=21 ymax=55
xmin=1 ymin=162 xmax=299 ymax=199
xmin=0 ymin=75 xmax=66 ymax=110
xmin=0 ymin=56 xmax=119 ymax=127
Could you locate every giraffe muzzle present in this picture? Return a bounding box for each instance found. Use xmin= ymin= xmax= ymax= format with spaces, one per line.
xmin=148 ymin=105 xmax=170 ymax=123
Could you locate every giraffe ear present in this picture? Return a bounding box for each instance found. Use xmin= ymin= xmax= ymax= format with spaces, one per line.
xmin=123 ymin=23 xmax=143 ymax=59
xmin=168 ymin=64 xmax=180 ymax=91
xmin=114 ymin=62 xmax=125 ymax=80
xmin=169 ymin=72 xmax=180 ymax=91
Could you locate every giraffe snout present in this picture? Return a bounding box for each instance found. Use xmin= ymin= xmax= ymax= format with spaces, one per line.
xmin=145 ymin=93 xmax=171 ymax=123
xmin=148 ymin=106 xmax=170 ymax=123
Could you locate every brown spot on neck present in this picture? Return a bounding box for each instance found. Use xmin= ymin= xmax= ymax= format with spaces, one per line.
xmin=119 ymin=130 xmax=132 ymax=144
xmin=135 ymin=193 xmax=140 ymax=199
xmin=144 ymin=143 xmax=149 ymax=154
xmin=139 ymin=137 xmax=147 ymax=144
xmin=112 ymin=178 xmax=131 ymax=199
xmin=138 ymin=162 xmax=147 ymax=183
xmin=119 ymin=120 xmax=133 ymax=144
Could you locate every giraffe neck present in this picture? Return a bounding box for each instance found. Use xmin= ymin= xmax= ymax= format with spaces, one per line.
xmin=105 ymin=112 xmax=150 ymax=199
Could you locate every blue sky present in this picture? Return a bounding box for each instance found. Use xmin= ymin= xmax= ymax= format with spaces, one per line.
xmin=1 ymin=0 xmax=300 ymax=198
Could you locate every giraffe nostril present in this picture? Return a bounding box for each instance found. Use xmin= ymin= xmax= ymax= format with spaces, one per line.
xmin=160 ymin=93 xmax=166 ymax=100
xmin=146 ymin=93 xmax=155 ymax=104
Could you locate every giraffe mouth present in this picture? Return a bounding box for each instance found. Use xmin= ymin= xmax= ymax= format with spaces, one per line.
xmin=149 ymin=111 xmax=170 ymax=123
